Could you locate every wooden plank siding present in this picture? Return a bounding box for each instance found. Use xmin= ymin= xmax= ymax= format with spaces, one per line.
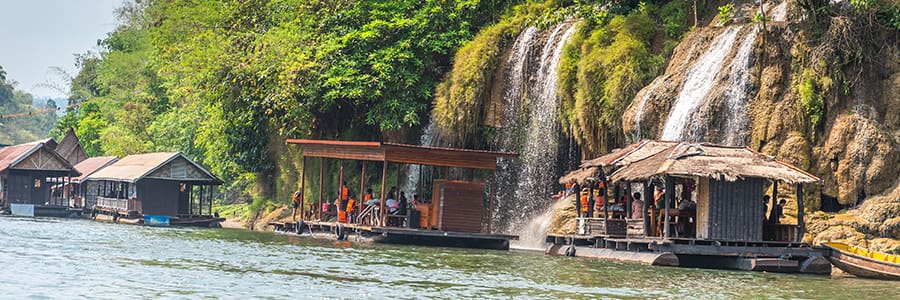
xmin=434 ymin=180 xmax=485 ymax=233
xmin=698 ymin=178 xmax=765 ymax=241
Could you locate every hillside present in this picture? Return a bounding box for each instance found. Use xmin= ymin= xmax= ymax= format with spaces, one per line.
xmin=0 ymin=66 xmax=57 ymax=145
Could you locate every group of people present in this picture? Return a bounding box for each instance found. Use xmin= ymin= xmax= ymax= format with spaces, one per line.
xmin=291 ymin=181 xmax=426 ymax=226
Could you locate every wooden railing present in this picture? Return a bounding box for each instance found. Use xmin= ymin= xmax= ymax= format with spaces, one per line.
xmin=95 ymin=197 xmax=140 ymax=213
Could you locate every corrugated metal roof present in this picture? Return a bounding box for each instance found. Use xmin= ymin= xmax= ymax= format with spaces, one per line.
xmin=86 ymin=152 xmax=221 ymax=184
xmin=72 ymin=156 xmax=119 ymax=183
xmin=0 ymin=142 xmax=40 ymax=173
xmin=0 ymin=139 xmax=77 ymax=175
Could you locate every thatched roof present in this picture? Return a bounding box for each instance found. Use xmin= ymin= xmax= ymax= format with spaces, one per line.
xmin=558 ymin=140 xmax=678 ymax=184
xmin=609 ymin=143 xmax=820 ymax=184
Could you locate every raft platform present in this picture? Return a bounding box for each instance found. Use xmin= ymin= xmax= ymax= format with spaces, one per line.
xmin=546 ymin=234 xmax=831 ymax=274
xmin=270 ymin=220 xmax=518 ymax=250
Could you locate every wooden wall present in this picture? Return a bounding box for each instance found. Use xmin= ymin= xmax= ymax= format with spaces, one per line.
xmin=138 ymin=178 xmax=179 ymax=216
xmin=433 ymin=180 xmax=485 ymax=233
xmin=697 ymin=177 xmax=765 ymax=241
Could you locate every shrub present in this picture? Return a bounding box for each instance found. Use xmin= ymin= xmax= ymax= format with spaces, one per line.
xmin=717 ymin=3 xmax=735 ymax=26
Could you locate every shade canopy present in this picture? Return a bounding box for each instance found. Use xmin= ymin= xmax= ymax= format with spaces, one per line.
xmin=87 ymin=152 xmax=222 ymax=184
xmin=287 ymin=139 xmax=517 ymax=170
xmin=609 ymin=143 xmax=821 ymax=184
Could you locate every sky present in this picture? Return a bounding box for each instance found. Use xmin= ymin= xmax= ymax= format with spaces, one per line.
xmin=0 ymin=0 xmax=121 ymax=99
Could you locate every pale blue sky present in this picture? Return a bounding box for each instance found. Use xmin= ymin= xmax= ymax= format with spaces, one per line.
xmin=0 ymin=0 xmax=121 ymax=98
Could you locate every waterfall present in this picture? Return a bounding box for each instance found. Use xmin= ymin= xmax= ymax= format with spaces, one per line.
xmin=489 ymin=22 xmax=577 ymax=240
xmin=720 ymin=27 xmax=758 ymax=146
xmin=516 ymin=196 xmax=569 ymax=250
xmin=660 ymin=26 xmax=741 ymax=141
xmin=400 ymin=119 xmax=438 ymax=196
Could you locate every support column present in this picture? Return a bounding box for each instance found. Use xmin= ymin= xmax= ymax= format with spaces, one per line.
xmin=796 ymin=183 xmax=805 ymax=243
xmin=300 ymin=156 xmax=306 ymax=221
xmin=664 ymin=175 xmax=674 ymax=239
xmin=380 ymin=160 xmax=388 ymax=226
xmin=359 ymin=162 xmax=367 ymax=224
xmin=771 ymin=180 xmax=778 ymax=221
xmin=489 ymin=172 xmax=496 ymax=234
xmin=643 ymin=180 xmax=651 ymax=236
xmin=625 ymin=181 xmax=633 ymax=219
xmin=318 ymin=157 xmax=324 ymax=221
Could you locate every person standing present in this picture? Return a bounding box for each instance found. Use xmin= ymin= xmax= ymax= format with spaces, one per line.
xmin=291 ymin=190 xmax=301 ymax=221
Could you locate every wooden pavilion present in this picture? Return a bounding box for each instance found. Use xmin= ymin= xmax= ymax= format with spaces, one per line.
xmin=0 ymin=139 xmax=80 ymax=217
xmin=84 ymin=152 xmax=223 ymax=227
xmin=547 ymin=141 xmax=831 ymax=274
xmin=284 ymin=139 xmax=519 ymax=250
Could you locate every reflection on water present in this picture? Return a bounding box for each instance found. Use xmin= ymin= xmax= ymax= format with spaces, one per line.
xmin=0 ymin=217 xmax=896 ymax=299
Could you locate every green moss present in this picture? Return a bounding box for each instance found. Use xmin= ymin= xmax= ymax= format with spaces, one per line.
xmin=558 ymin=11 xmax=666 ymax=156
xmin=798 ymin=68 xmax=827 ymax=131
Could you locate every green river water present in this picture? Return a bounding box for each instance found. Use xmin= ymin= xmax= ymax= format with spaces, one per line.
xmin=1 ymin=217 xmax=897 ymax=299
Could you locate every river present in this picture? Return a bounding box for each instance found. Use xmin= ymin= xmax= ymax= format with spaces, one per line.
xmin=1 ymin=217 xmax=896 ymax=299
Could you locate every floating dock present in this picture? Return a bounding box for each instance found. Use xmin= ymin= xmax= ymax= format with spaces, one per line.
xmin=546 ymin=234 xmax=831 ymax=274
xmin=271 ymin=220 xmax=518 ymax=250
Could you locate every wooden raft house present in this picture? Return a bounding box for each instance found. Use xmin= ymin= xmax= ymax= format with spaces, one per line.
xmin=84 ymin=152 xmax=223 ymax=227
xmin=548 ymin=141 xmax=832 ymax=274
xmin=276 ymin=139 xmax=519 ymax=250
xmin=0 ymin=139 xmax=80 ymax=217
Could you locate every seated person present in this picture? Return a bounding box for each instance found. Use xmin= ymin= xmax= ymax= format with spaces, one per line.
xmin=678 ymin=199 xmax=696 ymax=211
xmin=386 ymin=197 xmax=400 ymax=214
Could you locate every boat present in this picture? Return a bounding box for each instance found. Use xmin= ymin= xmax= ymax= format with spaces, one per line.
xmin=822 ymin=242 xmax=900 ymax=280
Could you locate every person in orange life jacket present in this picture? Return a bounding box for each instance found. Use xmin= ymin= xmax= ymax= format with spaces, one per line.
xmin=580 ymin=188 xmax=590 ymax=217
xmin=291 ymin=190 xmax=301 ymax=221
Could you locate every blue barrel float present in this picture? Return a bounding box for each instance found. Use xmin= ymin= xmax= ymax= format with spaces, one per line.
xmin=144 ymin=215 xmax=171 ymax=226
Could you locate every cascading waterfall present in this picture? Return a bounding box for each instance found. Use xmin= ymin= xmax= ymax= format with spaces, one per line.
xmin=720 ymin=27 xmax=758 ymax=146
xmin=660 ymin=26 xmax=741 ymax=141
xmin=495 ymin=22 xmax=577 ymax=249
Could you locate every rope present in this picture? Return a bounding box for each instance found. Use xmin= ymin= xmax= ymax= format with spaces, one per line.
xmin=0 ymin=102 xmax=83 ymax=120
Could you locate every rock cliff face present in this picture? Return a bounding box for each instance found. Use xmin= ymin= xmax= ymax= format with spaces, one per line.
xmin=624 ymin=1 xmax=900 ymax=207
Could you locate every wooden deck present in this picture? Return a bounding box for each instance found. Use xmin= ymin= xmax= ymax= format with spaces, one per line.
xmin=271 ymin=220 xmax=518 ymax=250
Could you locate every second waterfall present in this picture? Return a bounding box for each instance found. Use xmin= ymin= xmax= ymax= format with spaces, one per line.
xmin=491 ymin=22 xmax=578 ymax=242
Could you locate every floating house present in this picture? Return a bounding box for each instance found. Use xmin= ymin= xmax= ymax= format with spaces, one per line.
xmin=278 ymin=139 xmax=518 ymax=250
xmin=548 ymin=141 xmax=831 ymax=274
xmin=0 ymin=139 xmax=80 ymax=217
xmin=84 ymin=152 xmax=223 ymax=227
xmin=70 ymin=156 xmax=119 ymax=209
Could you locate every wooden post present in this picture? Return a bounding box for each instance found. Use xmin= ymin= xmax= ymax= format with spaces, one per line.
xmin=796 ymin=183 xmax=805 ymax=243
xmin=318 ymin=157 xmax=324 ymax=221
xmin=643 ymin=180 xmax=651 ymax=236
xmin=625 ymin=181 xmax=632 ymax=219
xmin=380 ymin=160 xmax=388 ymax=227
xmin=602 ymin=175 xmax=609 ymax=222
xmin=664 ymin=175 xmax=674 ymax=239
xmin=771 ymin=180 xmax=778 ymax=221
xmin=300 ymin=156 xmax=306 ymax=221
xmin=489 ymin=172 xmax=496 ymax=234
xmin=358 ymin=161 xmax=366 ymax=223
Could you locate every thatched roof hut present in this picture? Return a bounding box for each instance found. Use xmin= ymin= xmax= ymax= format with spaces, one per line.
xmin=608 ymin=143 xmax=820 ymax=184
xmin=559 ymin=140 xmax=678 ymax=184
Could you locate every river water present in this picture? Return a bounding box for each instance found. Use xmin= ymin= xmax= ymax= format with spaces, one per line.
xmin=1 ymin=217 xmax=897 ymax=299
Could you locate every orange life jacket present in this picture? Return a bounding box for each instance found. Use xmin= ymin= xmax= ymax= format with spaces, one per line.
xmin=580 ymin=194 xmax=589 ymax=213
xmin=364 ymin=193 xmax=372 ymax=201
xmin=346 ymin=198 xmax=356 ymax=212
xmin=340 ymin=186 xmax=349 ymax=200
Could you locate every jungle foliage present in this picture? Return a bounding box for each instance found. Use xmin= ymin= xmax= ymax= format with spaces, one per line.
xmin=0 ymin=66 xmax=58 ymax=145
xmin=57 ymin=0 xmax=511 ymax=204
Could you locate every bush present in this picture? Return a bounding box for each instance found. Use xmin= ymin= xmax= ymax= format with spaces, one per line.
xmin=798 ymin=69 xmax=829 ymax=130
xmin=717 ymin=3 xmax=735 ymax=26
